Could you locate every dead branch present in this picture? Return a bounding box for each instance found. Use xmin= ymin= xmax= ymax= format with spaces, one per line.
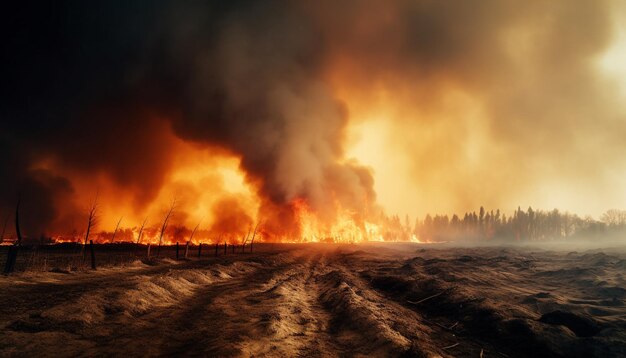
xmin=407 ymin=289 xmax=451 ymax=305
xmin=442 ymin=343 xmax=459 ymax=350
xmin=421 ymin=317 xmax=455 ymax=332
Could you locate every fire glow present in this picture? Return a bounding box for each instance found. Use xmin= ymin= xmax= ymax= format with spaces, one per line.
xmin=5 ymin=1 xmax=625 ymax=246
xmin=9 ymin=120 xmax=407 ymax=245
xmin=289 ymin=198 xmax=384 ymax=243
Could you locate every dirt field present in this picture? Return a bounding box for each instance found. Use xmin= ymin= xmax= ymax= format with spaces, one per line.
xmin=0 ymin=243 xmax=625 ymax=357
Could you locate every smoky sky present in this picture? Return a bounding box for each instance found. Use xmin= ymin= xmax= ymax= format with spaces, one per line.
xmin=1 ymin=1 xmax=624 ymax=236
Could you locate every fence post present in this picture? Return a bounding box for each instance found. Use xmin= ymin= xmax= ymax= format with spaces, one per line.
xmin=198 ymin=243 xmax=202 ymax=257
xmin=176 ymin=242 xmax=179 ymax=260
xmin=184 ymin=241 xmax=190 ymax=259
xmin=215 ymin=243 xmax=218 ymax=257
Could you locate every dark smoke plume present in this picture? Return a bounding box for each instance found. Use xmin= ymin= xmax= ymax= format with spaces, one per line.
xmin=1 ymin=1 xmax=623 ymax=236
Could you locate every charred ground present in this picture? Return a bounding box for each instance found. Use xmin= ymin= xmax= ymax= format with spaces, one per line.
xmin=0 ymin=243 xmax=625 ymax=357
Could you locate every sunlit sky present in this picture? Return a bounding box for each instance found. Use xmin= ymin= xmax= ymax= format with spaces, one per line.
xmin=346 ymin=1 xmax=626 ymax=219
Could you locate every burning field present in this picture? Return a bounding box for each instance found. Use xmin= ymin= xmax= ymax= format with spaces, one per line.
xmin=0 ymin=243 xmax=625 ymax=357
xmin=3 ymin=1 xmax=626 ymax=356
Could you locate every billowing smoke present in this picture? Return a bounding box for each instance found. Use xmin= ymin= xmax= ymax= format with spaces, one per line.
xmin=0 ymin=1 xmax=623 ymax=238
xmin=0 ymin=1 xmax=377 ymax=238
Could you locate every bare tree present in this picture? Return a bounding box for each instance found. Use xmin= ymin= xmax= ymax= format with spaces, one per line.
xmin=157 ymin=198 xmax=176 ymax=257
xmin=180 ymin=220 xmax=201 ymax=259
xmin=241 ymin=227 xmax=251 ymax=253
xmin=111 ymin=216 xmax=123 ymax=243
xmin=84 ymin=195 xmax=98 ymax=246
xmin=189 ymin=220 xmax=201 ymax=243
xmin=136 ymin=216 xmax=148 ymax=244
xmin=249 ymin=221 xmax=262 ymax=253
xmin=5 ymin=197 xmax=23 ymax=274
xmin=81 ymin=194 xmax=99 ymax=266
xmin=601 ymin=209 xmax=626 ymax=227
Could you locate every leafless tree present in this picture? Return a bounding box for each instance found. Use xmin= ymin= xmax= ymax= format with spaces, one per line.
xmin=4 ymin=198 xmax=22 ymax=273
xmin=241 ymin=227 xmax=251 ymax=253
xmin=136 ymin=216 xmax=148 ymax=244
xmin=601 ymin=209 xmax=626 ymax=227
xmin=250 ymin=221 xmax=262 ymax=253
xmin=111 ymin=216 xmax=123 ymax=243
xmin=80 ymin=194 xmax=99 ymax=266
xmin=157 ymin=198 xmax=176 ymax=257
xmin=189 ymin=220 xmax=201 ymax=244
xmin=84 ymin=195 xmax=98 ymax=246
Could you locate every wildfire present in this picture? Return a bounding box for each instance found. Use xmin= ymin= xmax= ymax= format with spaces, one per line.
xmin=5 ymin=115 xmax=404 ymax=245
xmin=289 ymin=198 xmax=383 ymax=243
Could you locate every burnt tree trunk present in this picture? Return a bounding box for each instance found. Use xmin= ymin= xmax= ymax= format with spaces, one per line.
xmin=4 ymin=198 xmax=22 ymax=274
xmin=89 ymin=240 xmax=96 ymax=270
xmin=4 ymin=246 xmax=17 ymax=274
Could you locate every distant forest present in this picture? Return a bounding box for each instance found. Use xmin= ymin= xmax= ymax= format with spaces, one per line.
xmin=381 ymin=207 xmax=626 ymax=243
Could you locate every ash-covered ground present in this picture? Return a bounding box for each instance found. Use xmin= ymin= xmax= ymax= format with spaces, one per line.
xmin=0 ymin=243 xmax=625 ymax=357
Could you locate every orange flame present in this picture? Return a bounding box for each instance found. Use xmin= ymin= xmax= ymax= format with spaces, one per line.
xmin=288 ymin=198 xmax=383 ymax=243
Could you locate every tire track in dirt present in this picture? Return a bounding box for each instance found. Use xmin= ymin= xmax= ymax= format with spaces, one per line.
xmin=317 ymin=251 xmax=449 ymax=358
xmin=148 ymin=252 xmax=311 ymax=356
xmin=234 ymin=251 xmax=345 ymax=357
xmin=150 ymin=251 xmax=343 ymax=357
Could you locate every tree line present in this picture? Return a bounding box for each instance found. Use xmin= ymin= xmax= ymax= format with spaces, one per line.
xmin=379 ymin=207 xmax=626 ymax=242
